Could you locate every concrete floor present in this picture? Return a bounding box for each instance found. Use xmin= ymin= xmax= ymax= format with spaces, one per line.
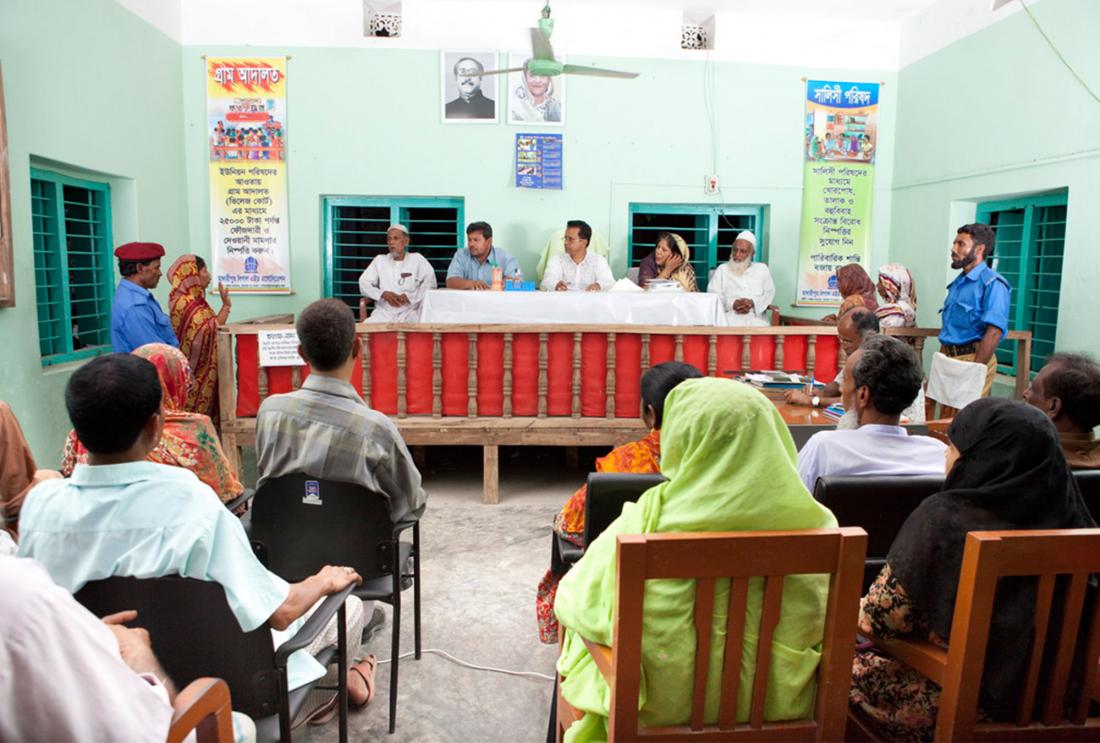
xmin=240 ymin=446 xmax=602 ymax=743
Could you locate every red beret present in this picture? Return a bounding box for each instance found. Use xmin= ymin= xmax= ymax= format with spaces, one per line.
xmin=114 ymin=242 xmax=165 ymax=261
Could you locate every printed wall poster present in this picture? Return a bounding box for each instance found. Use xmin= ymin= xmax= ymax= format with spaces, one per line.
xmin=515 ymin=134 xmax=562 ymax=190
xmin=441 ymin=50 xmax=499 ymax=123
xmin=207 ymin=57 xmax=291 ymax=293
xmin=508 ymin=53 xmax=565 ymax=126
xmin=796 ymin=80 xmax=880 ymax=306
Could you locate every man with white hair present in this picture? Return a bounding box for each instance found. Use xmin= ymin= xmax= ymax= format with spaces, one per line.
xmin=358 ymin=224 xmax=437 ymax=322
xmin=707 ymin=230 xmax=775 ymax=326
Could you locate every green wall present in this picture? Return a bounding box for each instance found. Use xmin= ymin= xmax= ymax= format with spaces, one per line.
xmin=0 ymin=0 xmax=189 ymax=461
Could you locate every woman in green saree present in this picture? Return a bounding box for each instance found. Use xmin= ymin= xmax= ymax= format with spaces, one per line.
xmin=554 ymin=377 xmax=837 ymax=741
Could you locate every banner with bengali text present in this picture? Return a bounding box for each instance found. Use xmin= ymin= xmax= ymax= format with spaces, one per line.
xmin=796 ymin=80 xmax=879 ymax=306
xmin=207 ymin=57 xmax=291 ymax=293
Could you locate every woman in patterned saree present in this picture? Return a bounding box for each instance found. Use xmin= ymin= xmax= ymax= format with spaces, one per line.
xmin=167 ymin=255 xmax=231 ymax=425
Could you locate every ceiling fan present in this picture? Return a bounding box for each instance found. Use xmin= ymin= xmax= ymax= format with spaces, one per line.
xmin=479 ymin=2 xmax=640 ymax=80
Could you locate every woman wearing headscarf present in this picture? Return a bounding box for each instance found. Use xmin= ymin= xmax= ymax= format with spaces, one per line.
xmin=828 ymin=263 xmax=879 ymax=320
xmin=555 ymin=378 xmax=838 ymax=741
xmin=850 ymin=398 xmax=1096 ymax=740
xmin=60 ymin=344 xmax=243 ymax=504
xmin=167 ymin=254 xmax=231 ymax=426
xmin=636 ymin=232 xmax=697 ymax=292
xmin=0 ymin=402 xmax=61 ymax=543
xmin=875 ymin=263 xmax=918 ymax=329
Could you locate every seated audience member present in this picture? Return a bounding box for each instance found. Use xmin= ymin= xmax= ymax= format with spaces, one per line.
xmin=540 ymin=220 xmax=614 ymax=292
xmin=555 ymin=378 xmax=837 ymax=738
xmin=18 ymin=353 xmax=378 ymax=721
xmin=798 ymin=335 xmax=944 ymax=492
xmin=1 ymin=401 xmax=61 ymax=543
xmin=823 ymin=263 xmax=879 ymax=322
xmin=535 ymin=361 xmax=703 ymax=643
xmin=445 ymin=221 xmax=523 ymax=290
xmin=850 ymin=398 xmax=1095 ymax=739
xmin=786 ymin=307 xmax=880 ymax=409
xmin=637 ymin=232 xmax=697 ymax=291
xmin=60 ymin=343 xmax=244 ymax=505
xmin=1024 ymin=352 xmax=1100 ymax=469
xmin=707 ymin=230 xmax=774 ymax=325
xmin=875 ymin=263 xmax=917 ymax=330
xmin=358 ymin=223 xmax=437 ymax=322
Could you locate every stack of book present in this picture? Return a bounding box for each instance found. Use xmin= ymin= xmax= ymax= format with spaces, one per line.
xmin=740 ymin=371 xmax=822 ymax=400
xmin=644 ymin=279 xmax=682 ymax=292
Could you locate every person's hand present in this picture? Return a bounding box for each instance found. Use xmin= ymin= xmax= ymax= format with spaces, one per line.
xmin=102 ymin=611 xmax=155 ymax=669
xmin=785 ymin=390 xmax=813 ymax=406
xmin=32 ymin=468 xmax=62 ymax=485
xmin=820 ymin=313 xmax=837 ymax=323
xmin=317 ymin=565 xmax=363 ymax=593
xmin=585 ymin=283 xmax=601 ymax=292
xmin=665 ymin=253 xmax=684 ymax=272
xmin=555 ymin=281 xmax=569 ymax=291
xmin=733 ymin=298 xmax=754 ymax=314
xmin=394 ymin=293 xmax=410 ymax=306
xmin=469 ymin=280 xmax=490 ymax=291
xmin=218 ymin=282 xmax=231 ymax=308
xmin=381 ymin=290 xmax=401 ymax=305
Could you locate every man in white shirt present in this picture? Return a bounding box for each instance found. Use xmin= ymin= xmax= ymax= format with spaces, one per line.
xmin=358 ymin=224 xmax=437 ymax=322
xmin=540 ymin=220 xmax=614 ymax=292
xmin=798 ymin=334 xmax=945 ymax=493
xmin=707 ymin=230 xmax=776 ymax=326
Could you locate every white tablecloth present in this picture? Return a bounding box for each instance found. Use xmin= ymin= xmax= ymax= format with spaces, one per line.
xmin=417 ymin=290 xmax=726 ymax=326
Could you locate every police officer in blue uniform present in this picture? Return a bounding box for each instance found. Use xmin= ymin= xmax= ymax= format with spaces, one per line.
xmin=110 ymin=242 xmax=179 ymax=353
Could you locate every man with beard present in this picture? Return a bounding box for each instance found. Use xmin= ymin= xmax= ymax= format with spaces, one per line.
xmin=358 ymin=224 xmax=437 ymax=322
xmin=937 ymin=223 xmax=1010 ymax=397
xmin=796 ymin=334 xmax=945 ymax=493
xmin=445 ymin=57 xmax=495 ymax=120
xmin=785 ymin=307 xmax=879 ymax=409
xmin=707 ymin=230 xmax=775 ymax=326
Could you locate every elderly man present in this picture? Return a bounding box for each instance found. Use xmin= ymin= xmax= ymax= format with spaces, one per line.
xmin=1024 ymin=352 xmax=1100 ymax=469
xmin=110 ymin=241 xmax=179 ymax=352
xmin=786 ymin=307 xmax=880 ymax=409
xmin=445 ymin=221 xmax=523 ymax=290
xmin=938 ymin=223 xmax=1010 ymax=397
xmin=445 ymin=57 xmax=495 ymax=120
xmin=707 ymin=230 xmax=775 ymax=326
xmin=797 ymin=335 xmax=946 ymax=492
xmin=358 ymin=224 xmax=437 ymax=322
xmin=540 ymin=220 xmax=614 ymax=292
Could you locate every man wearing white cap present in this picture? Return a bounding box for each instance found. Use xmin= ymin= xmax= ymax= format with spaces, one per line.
xmin=707 ymin=230 xmax=775 ymax=327
xmin=358 ymin=224 xmax=437 ymax=322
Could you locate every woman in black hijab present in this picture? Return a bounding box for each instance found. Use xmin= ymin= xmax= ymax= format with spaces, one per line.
xmin=849 ymin=397 xmax=1095 ymax=740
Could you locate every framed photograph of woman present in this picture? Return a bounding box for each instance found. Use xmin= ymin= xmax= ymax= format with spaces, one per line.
xmin=0 ymin=64 xmax=14 ymax=307
xmin=507 ymin=52 xmax=565 ymax=126
xmin=440 ymin=50 xmax=499 ymax=124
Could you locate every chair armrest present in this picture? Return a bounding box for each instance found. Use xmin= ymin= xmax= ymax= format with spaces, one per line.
xmin=581 ymin=638 xmax=614 ymax=684
xmin=868 ymin=633 xmax=947 ymax=685
xmin=224 ymin=489 xmax=253 ymax=515
xmin=392 ymin=517 xmax=418 ymax=537
xmin=274 ymin=583 xmax=356 ymax=666
xmin=168 ymin=677 xmax=234 ymax=743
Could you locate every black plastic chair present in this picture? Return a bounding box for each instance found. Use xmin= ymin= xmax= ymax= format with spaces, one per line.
xmin=582 ymin=472 xmax=667 ymax=548
xmin=813 ymin=474 xmax=944 ymax=592
xmin=75 ymin=575 xmax=353 ymax=743
xmin=250 ymin=474 xmax=421 ymax=735
xmin=1075 ymin=469 xmax=1100 ymax=522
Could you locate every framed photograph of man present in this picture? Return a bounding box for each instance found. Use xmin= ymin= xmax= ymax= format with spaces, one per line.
xmin=440 ymin=50 xmax=499 ymax=124
xmin=507 ymin=52 xmax=565 ymax=126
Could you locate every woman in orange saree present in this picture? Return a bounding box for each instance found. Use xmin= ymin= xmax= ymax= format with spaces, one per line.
xmin=167 ymin=255 xmax=231 ymax=425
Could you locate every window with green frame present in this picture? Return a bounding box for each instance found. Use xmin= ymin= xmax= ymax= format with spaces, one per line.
xmin=323 ymin=196 xmax=464 ymax=311
xmin=976 ymin=190 xmax=1067 ymax=376
xmin=30 ymin=168 xmax=114 ymax=365
xmin=627 ymin=204 xmax=766 ymax=292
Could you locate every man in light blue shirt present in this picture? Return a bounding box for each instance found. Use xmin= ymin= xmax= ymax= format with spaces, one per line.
xmin=110 ymin=242 xmax=179 ymax=352
xmin=445 ymin=221 xmax=523 ymax=289
xmin=18 ymin=353 xmax=376 ymax=713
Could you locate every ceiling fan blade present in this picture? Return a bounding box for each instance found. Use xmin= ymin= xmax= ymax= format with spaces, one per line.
xmin=561 ymin=64 xmax=639 ymax=79
xmin=531 ymin=27 xmax=557 ymax=61
xmin=477 ymin=66 xmax=527 ymax=77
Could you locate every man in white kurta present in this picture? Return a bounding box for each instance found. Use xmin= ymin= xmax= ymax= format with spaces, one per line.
xmin=708 ymin=230 xmax=776 ymax=327
xmin=358 ymin=224 xmax=437 ymax=322
xmin=540 ymin=220 xmax=615 ymax=292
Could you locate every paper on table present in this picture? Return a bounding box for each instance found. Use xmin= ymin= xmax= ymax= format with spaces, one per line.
xmin=608 ymin=278 xmax=644 ymax=293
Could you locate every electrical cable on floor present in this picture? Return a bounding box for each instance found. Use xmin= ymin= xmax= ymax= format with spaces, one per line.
xmin=374 ymin=647 xmax=555 ymax=682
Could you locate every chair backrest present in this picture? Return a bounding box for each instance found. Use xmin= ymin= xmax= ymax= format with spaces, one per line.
xmin=935 ymin=529 xmax=1100 ymax=739
xmin=251 ymin=473 xmax=396 ymax=582
xmin=606 ymin=528 xmax=867 ymax=741
xmin=1073 ymin=469 xmax=1100 ymax=522
xmin=75 ymin=576 xmax=280 ymax=721
xmin=788 ymin=424 xmax=835 ymax=451
xmin=627 ymin=266 xmax=640 ymax=285
xmin=582 ymin=472 xmax=667 ymax=547
xmin=813 ymin=475 xmax=943 ymax=591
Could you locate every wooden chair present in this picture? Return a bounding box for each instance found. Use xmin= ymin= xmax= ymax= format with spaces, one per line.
xmin=556 ymin=527 xmax=868 ymax=742
xmin=168 ymin=678 xmax=235 ymax=743
xmin=848 ymin=529 xmax=1100 ymax=741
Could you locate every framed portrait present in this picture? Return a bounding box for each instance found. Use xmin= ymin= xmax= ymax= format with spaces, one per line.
xmin=0 ymin=64 xmax=13 ymax=307
xmin=507 ymin=52 xmax=565 ymax=126
xmin=440 ymin=50 xmax=499 ymax=124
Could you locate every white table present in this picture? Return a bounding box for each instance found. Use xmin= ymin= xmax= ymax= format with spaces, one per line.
xmin=418 ymin=289 xmax=726 ymax=326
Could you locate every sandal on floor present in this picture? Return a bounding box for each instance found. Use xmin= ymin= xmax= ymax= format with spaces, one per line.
xmin=349 ymin=655 xmax=377 ymax=709
xmin=305 ymin=692 xmax=341 ymax=727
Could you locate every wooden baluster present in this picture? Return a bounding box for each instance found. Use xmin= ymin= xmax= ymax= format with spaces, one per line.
xmin=258 ymin=367 xmax=269 ymax=400
xmin=431 ymin=332 xmax=442 ymax=418
xmin=707 ymin=335 xmax=717 ymax=377
xmin=503 ymin=332 xmax=514 ymax=418
xmin=467 ymin=333 xmax=478 ymax=418
xmin=807 ymin=335 xmax=817 ymax=387
xmin=291 ymin=365 xmax=301 ymax=390
xmin=775 ymin=335 xmax=786 ymax=371
xmin=537 ymin=332 xmax=548 ymax=418
xmin=914 ymin=335 xmax=925 ymax=357
xmin=396 ymin=330 xmax=407 ymax=418
xmin=360 ymin=333 xmax=372 ymax=409
xmin=571 ymin=332 xmax=582 ymax=418
xmin=641 ymin=333 xmax=650 ymax=371
xmin=605 ymin=332 xmax=616 ymax=418
xmin=674 ymin=334 xmax=684 ymax=362
xmin=741 ymin=334 xmax=752 ymax=372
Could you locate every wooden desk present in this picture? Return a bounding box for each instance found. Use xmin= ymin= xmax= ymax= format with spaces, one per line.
xmin=773 ymin=400 xmax=833 ymax=426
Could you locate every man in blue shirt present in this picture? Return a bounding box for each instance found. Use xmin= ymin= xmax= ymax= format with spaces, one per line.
xmin=445 ymin=221 xmax=523 ymax=290
xmin=110 ymin=242 xmax=179 ymax=352
xmin=938 ymin=223 xmax=1011 ymax=397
